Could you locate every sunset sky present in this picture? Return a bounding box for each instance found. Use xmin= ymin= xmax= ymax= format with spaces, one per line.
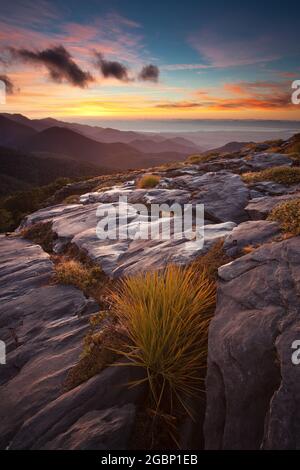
xmin=0 ymin=0 xmax=300 ymax=121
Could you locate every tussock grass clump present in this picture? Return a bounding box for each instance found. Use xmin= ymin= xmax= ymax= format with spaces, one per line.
xmin=54 ymin=258 xmax=105 ymax=298
xmin=137 ymin=174 xmax=160 ymax=189
xmin=111 ymin=265 xmax=215 ymax=416
xmin=242 ymin=166 xmax=300 ymax=186
xmin=21 ymin=221 xmax=56 ymax=253
xmin=268 ymin=199 xmax=300 ymax=236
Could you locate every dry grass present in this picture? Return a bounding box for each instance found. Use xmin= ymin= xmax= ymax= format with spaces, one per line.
xmin=192 ymin=239 xmax=232 ymax=280
xmin=54 ymin=258 xmax=107 ymax=300
xmin=242 ymin=245 xmax=256 ymax=254
xmin=137 ymin=174 xmax=161 ymax=189
xmin=110 ymin=264 xmax=215 ymax=417
xmin=268 ymin=199 xmax=300 ymax=236
xmin=187 ymin=153 xmax=219 ymax=164
xmin=242 ymin=166 xmax=300 ymax=186
xmin=63 ymin=194 xmax=80 ymax=204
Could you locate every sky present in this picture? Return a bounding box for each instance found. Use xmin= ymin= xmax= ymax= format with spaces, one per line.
xmin=0 ymin=0 xmax=300 ymax=121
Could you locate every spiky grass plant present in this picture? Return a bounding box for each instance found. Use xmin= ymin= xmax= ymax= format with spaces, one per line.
xmin=111 ymin=265 xmax=216 ymax=416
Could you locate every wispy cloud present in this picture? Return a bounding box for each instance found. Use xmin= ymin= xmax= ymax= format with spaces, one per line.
xmin=156 ymin=80 xmax=292 ymax=111
xmin=189 ymin=30 xmax=280 ymax=68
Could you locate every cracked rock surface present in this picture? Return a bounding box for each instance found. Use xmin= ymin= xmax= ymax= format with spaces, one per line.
xmin=204 ymin=237 xmax=300 ymax=449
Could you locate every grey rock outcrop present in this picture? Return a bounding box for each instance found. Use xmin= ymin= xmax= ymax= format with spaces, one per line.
xmin=246 ymin=192 xmax=300 ymax=220
xmin=223 ymin=220 xmax=280 ymax=257
xmin=0 ymin=236 xmax=143 ymax=450
xmin=168 ymin=171 xmax=250 ymax=223
xmin=19 ymin=174 xmax=240 ymax=277
xmin=205 ymin=237 xmax=300 ymax=449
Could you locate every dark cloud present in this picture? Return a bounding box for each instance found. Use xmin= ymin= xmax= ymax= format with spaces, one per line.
xmin=139 ymin=64 xmax=159 ymax=82
xmin=94 ymin=52 xmax=130 ymax=82
xmin=11 ymin=45 xmax=93 ymax=88
xmin=0 ymin=74 xmax=15 ymax=94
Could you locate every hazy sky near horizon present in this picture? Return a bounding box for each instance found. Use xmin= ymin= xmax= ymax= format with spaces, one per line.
xmin=1 ymin=0 xmax=300 ymax=121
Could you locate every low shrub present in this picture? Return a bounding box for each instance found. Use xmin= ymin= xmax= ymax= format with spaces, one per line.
xmin=137 ymin=174 xmax=160 ymax=189
xmin=111 ymin=264 xmax=215 ymax=416
xmin=242 ymin=166 xmax=300 ymax=186
xmin=268 ymin=199 xmax=300 ymax=236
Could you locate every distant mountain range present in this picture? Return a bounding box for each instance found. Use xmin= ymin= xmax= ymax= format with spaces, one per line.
xmin=0 ymin=113 xmax=203 ymax=195
xmin=0 ymin=113 xmax=201 ymax=167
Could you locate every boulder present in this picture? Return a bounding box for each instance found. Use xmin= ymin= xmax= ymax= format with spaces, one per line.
xmin=0 ymin=236 xmax=143 ymax=450
xmin=204 ymin=237 xmax=300 ymax=449
xmin=246 ymin=192 xmax=300 ymax=220
xmin=250 ymin=181 xmax=300 ymax=196
xmin=9 ymin=364 xmax=144 ymax=450
xmin=43 ymin=406 xmax=136 ymax=450
xmin=223 ymin=220 xmax=280 ymax=257
xmin=191 ymin=171 xmax=250 ymax=223
xmin=18 ymin=188 xmax=237 ymax=277
xmin=244 ymin=152 xmax=292 ymax=171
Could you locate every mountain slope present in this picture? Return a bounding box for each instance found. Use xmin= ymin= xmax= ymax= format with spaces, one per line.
xmin=0 ymin=116 xmax=37 ymax=148
xmin=129 ymin=137 xmax=200 ymax=154
xmin=23 ymin=127 xmax=186 ymax=170
xmin=0 ymin=146 xmax=108 ymax=195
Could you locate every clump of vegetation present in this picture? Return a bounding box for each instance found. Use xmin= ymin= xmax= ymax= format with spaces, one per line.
xmin=137 ymin=174 xmax=161 ymax=189
xmin=21 ymin=221 xmax=56 ymax=253
xmin=0 ymin=177 xmax=71 ymax=232
xmin=242 ymin=166 xmax=300 ymax=186
xmin=54 ymin=258 xmax=106 ymax=299
xmin=187 ymin=153 xmax=219 ymax=164
xmin=268 ymin=199 xmax=300 ymax=236
xmin=63 ymin=194 xmax=80 ymax=204
xmin=284 ymin=134 xmax=300 ymax=155
xmin=111 ymin=265 xmax=215 ymax=417
xmin=191 ymin=239 xmax=232 ymax=280
xmin=0 ymin=208 xmax=14 ymax=232
xmin=64 ymin=313 xmax=126 ymax=391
